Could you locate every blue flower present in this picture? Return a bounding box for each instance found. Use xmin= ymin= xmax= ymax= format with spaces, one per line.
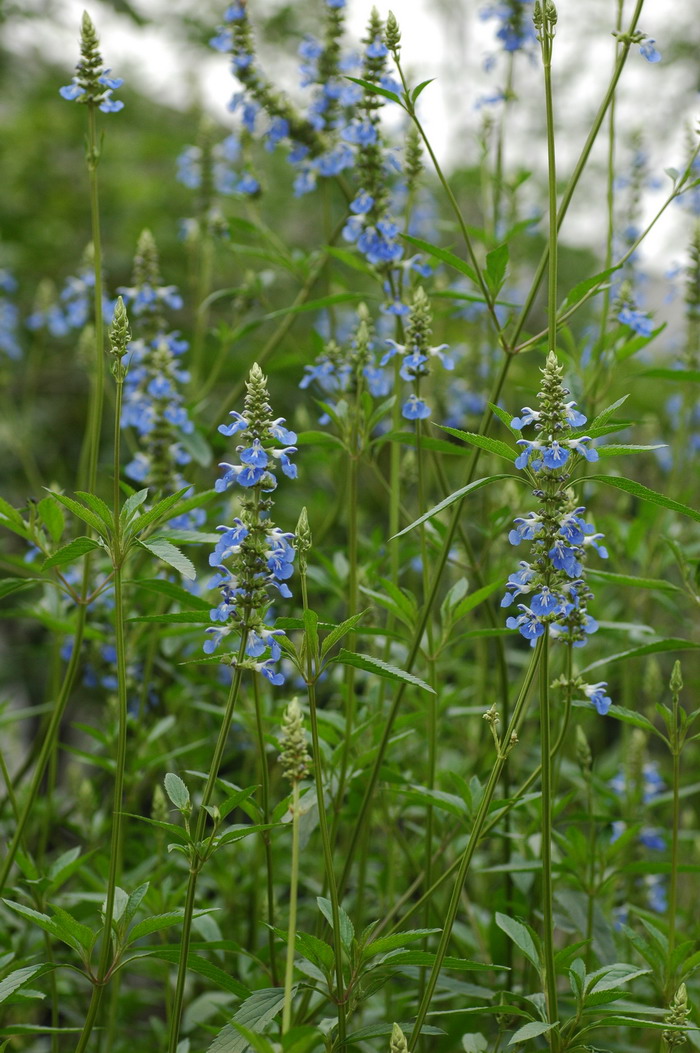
xmin=402 ymin=395 xmax=431 ymax=420
xmin=582 ymin=681 xmax=612 ymax=715
xmin=639 ymin=37 xmax=661 ymax=62
xmin=617 ymin=305 xmax=653 ymax=336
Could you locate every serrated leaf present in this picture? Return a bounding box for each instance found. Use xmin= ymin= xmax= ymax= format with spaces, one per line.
xmin=128 ymin=911 xmax=189 ymax=943
xmin=0 ymin=964 xmax=56 ymax=1005
xmin=45 ymin=492 xmax=109 ymax=537
xmin=123 ymin=882 xmax=149 ymax=930
xmin=589 ymin=395 xmax=630 ymax=431
xmin=587 ymin=475 xmax=700 ymax=523
xmin=120 ymin=488 xmax=149 ymax=526
xmin=597 ymin=444 xmax=666 ymax=457
xmin=393 ymin=475 xmax=515 ymax=539
xmin=37 ymin=498 xmax=65 ymax=543
xmin=402 ymin=234 xmax=479 ymax=286
xmin=129 ymin=577 xmax=210 ymax=609
xmin=586 ymin=569 xmax=681 ymax=593
xmin=206 ymin=988 xmax=287 ymax=1053
xmin=137 ymin=537 xmax=195 ymax=580
xmin=335 ymin=649 xmax=435 ymax=694
xmin=495 ymin=913 xmax=540 ymax=970
xmin=378 ymin=950 xmax=501 ymax=971
xmin=125 ymin=487 xmax=191 ymax=537
xmin=362 ymin=929 xmax=441 ymax=961
xmin=0 ymin=497 xmax=31 ymax=539
xmin=164 ymin=772 xmax=191 ymax=812
xmin=582 ymin=638 xmax=700 ymax=674
xmin=0 ymin=578 xmax=40 ymax=600
xmin=320 ymin=610 xmax=367 ymax=658
xmin=436 ymin=426 xmax=515 ymax=463
xmin=346 ymin=1022 xmax=445 ymax=1041
xmin=42 ymin=537 xmax=102 ymax=570
xmin=50 ymin=906 xmax=95 ymax=952
xmin=317 ymin=897 xmax=354 ymax=951
xmin=74 ymin=491 xmax=114 ymax=529
xmin=509 ymin=1021 xmax=558 ymax=1045
xmin=293 ymin=931 xmax=335 ymax=972
xmin=3 ymin=901 xmax=81 ymax=953
xmin=639 ymin=368 xmax=700 ymax=383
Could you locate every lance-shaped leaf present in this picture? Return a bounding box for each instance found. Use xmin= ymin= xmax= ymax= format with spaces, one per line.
xmin=137 ymin=537 xmax=195 ymax=580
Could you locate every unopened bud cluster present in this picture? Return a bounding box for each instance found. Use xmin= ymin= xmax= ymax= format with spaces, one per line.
xmin=279 ymin=698 xmax=311 ymax=784
xmin=59 ymin=12 xmax=124 ymax=113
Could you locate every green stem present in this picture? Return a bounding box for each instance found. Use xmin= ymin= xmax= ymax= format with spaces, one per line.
xmin=667 ymin=691 xmax=682 ymax=988
xmin=338 ymin=353 xmax=514 ymax=894
xmin=282 ymin=779 xmax=301 ymax=1034
xmin=252 ymin=673 xmax=278 ymax=984
xmin=73 ymin=557 xmax=129 ymax=1053
xmin=166 ymin=660 xmax=246 ymax=1053
xmin=408 ymin=640 xmax=543 ymax=1049
xmin=82 ymin=103 xmax=106 ymax=495
xmin=538 ymin=634 xmax=559 ymax=1045
xmin=306 ymin=677 xmax=347 ymax=1049
xmin=509 ymin=0 xmax=646 ymax=348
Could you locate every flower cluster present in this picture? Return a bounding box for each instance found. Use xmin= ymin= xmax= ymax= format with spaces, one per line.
xmin=0 ymin=269 xmax=21 ymax=360
xmin=503 ymin=351 xmax=606 ymax=647
xmin=480 ymin=0 xmax=537 ymax=57
xmin=59 ymin=13 xmax=124 ymax=113
xmin=381 ymin=286 xmax=453 ymax=420
xmin=27 ymin=245 xmax=115 ymax=336
xmin=610 ymin=757 xmax=667 ymax=912
xmin=118 ymin=231 xmax=198 ymax=521
xmin=205 ymin=364 xmax=296 ymax=685
xmin=299 ymin=305 xmax=390 ymax=417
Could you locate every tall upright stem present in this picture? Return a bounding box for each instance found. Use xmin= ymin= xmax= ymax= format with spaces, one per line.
xmin=82 ymin=104 xmax=106 ymax=495
xmin=538 ymin=635 xmax=559 ymax=1043
xmin=252 ymin=674 xmax=278 ymax=984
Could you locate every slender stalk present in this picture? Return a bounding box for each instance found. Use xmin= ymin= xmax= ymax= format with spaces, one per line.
xmin=339 ymin=353 xmax=514 ymax=893
xmin=73 ymin=556 xmax=129 ymax=1053
xmin=252 ymin=673 xmax=278 ymax=984
xmin=509 ymin=0 xmax=646 ymax=348
xmin=81 ymin=103 xmax=106 ymax=495
xmin=306 ymin=676 xmax=347 ymax=1049
xmin=166 ymin=659 xmax=246 ymax=1053
xmin=408 ymin=640 xmax=543 ymax=1049
xmin=538 ymin=635 xmax=559 ymax=1043
xmin=282 ymin=779 xmax=301 ymax=1034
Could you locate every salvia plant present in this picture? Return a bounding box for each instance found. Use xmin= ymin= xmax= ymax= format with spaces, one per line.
xmin=0 ymin=2 xmax=699 ymax=1052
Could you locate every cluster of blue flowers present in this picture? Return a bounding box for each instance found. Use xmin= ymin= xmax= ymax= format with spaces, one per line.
xmin=176 ymin=132 xmax=260 ymax=199
xmin=59 ymin=13 xmax=124 ymax=113
xmin=27 ymin=250 xmax=115 ymax=337
xmin=0 ymin=269 xmax=21 ymax=361
xmin=503 ymin=352 xmax=607 ymax=649
xmin=205 ymin=364 xmax=296 ymax=685
xmin=382 ymin=286 xmax=454 ymax=420
xmin=118 ymin=232 xmax=199 ymax=524
xmin=299 ymin=305 xmax=391 ymax=416
xmin=480 ymin=0 xmax=537 ymax=59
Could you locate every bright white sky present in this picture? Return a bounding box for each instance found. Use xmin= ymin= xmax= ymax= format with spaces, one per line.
xmin=7 ymin=0 xmax=700 ymax=285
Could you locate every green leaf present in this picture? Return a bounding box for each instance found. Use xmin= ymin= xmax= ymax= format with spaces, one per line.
xmin=128 ymin=911 xmax=189 ymax=943
xmin=129 ymin=577 xmax=210 ymax=610
xmin=411 ymin=78 xmax=435 ymax=102
xmin=137 ymin=537 xmax=195 ymax=580
xmin=51 ymin=906 xmax=95 ymax=952
xmin=46 ymin=492 xmax=109 ymax=538
xmin=451 ymin=580 xmax=504 ymax=621
xmin=293 ymin=931 xmax=335 ymax=972
xmin=361 ymin=929 xmax=441 ymax=961
xmin=495 ymin=913 xmax=540 ymax=971
xmin=0 ymin=578 xmax=41 ymax=600
xmin=207 ymin=988 xmax=288 ymax=1053
xmin=393 ymin=475 xmax=515 ymax=539
xmin=163 ymin=773 xmax=191 ymax=813
xmin=343 ymin=75 xmax=402 ymax=104
xmin=346 ymin=1022 xmax=445 ymax=1041
xmin=582 ymin=638 xmax=700 ymax=674
xmin=226 ymin=1024 xmax=278 ymax=1053
xmin=3 ymin=901 xmax=84 ymax=954
xmin=137 ymin=948 xmax=249 ymax=998
xmin=124 ymin=487 xmax=191 ymax=537
xmin=128 ymin=611 xmax=210 ymax=624
xmin=120 ymin=488 xmax=149 ymax=526
xmin=489 ymin=403 xmax=517 ymax=432
xmin=123 ymin=882 xmax=149 ymax=930
xmin=589 ymin=395 xmax=630 ymax=431
xmin=402 ymin=234 xmax=479 ymax=286
xmin=597 ymin=444 xmax=666 ymax=457
xmin=586 ymin=475 xmax=700 ymax=524
xmin=559 ymin=266 xmax=619 ymax=312
xmin=37 ymin=498 xmax=65 ymax=543
xmin=508 ymin=1021 xmax=558 ymax=1045
xmin=377 ymin=950 xmax=501 ymax=972
xmin=0 ymin=497 xmax=31 ymax=540
xmin=317 ymin=897 xmax=354 ymax=951
xmin=320 ymin=610 xmax=368 ymax=658
xmin=335 ymin=649 xmax=435 ymax=694
xmin=42 ymin=537 xmax=102 ymax=570
xmin=0 ymin=964 xmax=56 ymax=1005
xmin=586 ymin=569 xmax=681 ymax=593
xmin=485 ymin=243 xmax=509 ymax=295
xmin=74 ymin=491 xmax=114 ymax=529
xmin=303 ymin=608 xmax=319 ymax=661
xmin=435 ymin=426 xmax=515 ymax=463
